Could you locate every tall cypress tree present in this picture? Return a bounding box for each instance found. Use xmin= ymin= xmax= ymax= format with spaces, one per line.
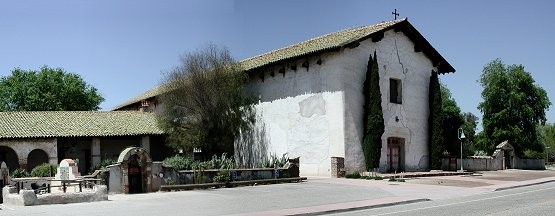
xmin=428 ymin=71 xmax=444 ymax=170
xmin=362 ymin=51 xmax=385 ymax=170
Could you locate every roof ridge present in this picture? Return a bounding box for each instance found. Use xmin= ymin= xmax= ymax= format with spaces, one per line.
xmin=239 ymin=19 xmax=404 ymax=64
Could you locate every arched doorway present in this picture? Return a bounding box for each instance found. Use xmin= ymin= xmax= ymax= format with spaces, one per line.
xmin=27 ymin=149 xmax=49 ymax=171
xmin=0 ymin=146 xmax=19 ymax=172
xmin=117 ymin=147 xmax=152 ymax=194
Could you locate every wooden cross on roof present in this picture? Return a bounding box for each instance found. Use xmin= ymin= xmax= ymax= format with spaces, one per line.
xmin=392 ymin=9 xmax=399 ymax=20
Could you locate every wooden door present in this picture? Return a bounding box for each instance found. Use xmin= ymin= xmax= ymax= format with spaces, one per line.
xmin=389 ymin=146 xmax=400 ymax=172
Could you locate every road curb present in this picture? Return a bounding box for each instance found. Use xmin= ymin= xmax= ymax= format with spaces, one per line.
xmin=291 ymin=198 xmax=431 ymax=216
xmin=493 ymin=179 xmax=555 ymax=191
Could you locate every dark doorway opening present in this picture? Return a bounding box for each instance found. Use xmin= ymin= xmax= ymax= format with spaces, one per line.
xmin=128 ymin=154 xmax=143 ymax=194
xmin=0 ymin=146 xmax=19 ymax=172
xmin=27 ymin=149 xmax=49 ymax=171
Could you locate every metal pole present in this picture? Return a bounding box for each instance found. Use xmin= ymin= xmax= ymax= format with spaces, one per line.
xmin=460 ymin=139 xmax=463 ymax=172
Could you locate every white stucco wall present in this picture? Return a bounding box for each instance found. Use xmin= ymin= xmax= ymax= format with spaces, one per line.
xmin=246 ymin=55 xmax=345 ymax=176
xmin=248 ymin=29 xmax=435 ymax=176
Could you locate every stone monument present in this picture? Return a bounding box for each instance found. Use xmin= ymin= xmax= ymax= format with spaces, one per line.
xmin=54 ymin=159 xmax=81 ymax=180
xmin=1 ymin=162 xmax=9 ymax=186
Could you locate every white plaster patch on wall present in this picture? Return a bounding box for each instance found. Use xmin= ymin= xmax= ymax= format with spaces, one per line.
xmin=299 ymin=94 xmax=326 ymax=118
xmin=246 ymin=54 xmax=346 ymax=176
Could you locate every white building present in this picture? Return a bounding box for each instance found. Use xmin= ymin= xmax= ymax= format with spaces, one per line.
xmin=240 ymin=18 xmax=454 ymax=176
xmin=115 ymin=18 xmax=455 ymax=177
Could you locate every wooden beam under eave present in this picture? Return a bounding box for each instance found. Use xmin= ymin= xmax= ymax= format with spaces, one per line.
xmin=346 ymin=41 xmax=360 ymax=49
xmin=278 ymin=67 xmax=285 ymax=77
xmin=414 ymin=45 xmax=422 ymax=53
xmin=290 ymin=65 xmax=297 ymax=71
xmin=372 ymin=32 xmax=384 ymax=42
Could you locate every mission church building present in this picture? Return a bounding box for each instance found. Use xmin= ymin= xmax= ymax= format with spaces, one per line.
xmin=116 ymin=18 xmax=455 ymax=176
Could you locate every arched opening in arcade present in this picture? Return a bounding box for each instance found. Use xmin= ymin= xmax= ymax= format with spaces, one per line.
xmin=27 ymin=149 xmax=49 ymax=171
xmin=0 ymin=146 xmax=19 ymax=172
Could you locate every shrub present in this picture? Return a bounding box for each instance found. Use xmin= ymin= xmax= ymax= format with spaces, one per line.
xmin=89 ymin=158 xmax=117 ymax=174
xmin=162 ymin=155 xmax=194 ymax=170
xmin=473 ymin=150 xmax=489 ymax=157
xmin=192 ymin=162 xmax=207 ymax=184
xmin=262 ymin=153 xmax=288 ymax=168
xmin=388 ymin=177 xmax=405 ymax=182
xmin=31 ymin=163 xmax=57 ymax=177
xmin=12 ymin=168 xmax=30 ymax=178
xmin=213 ymin=170 xmax=231 ymax=183
xmin=204 ymin=153 xmax=236 ymax=170
xmin=523 ymin=150 xmax=543 ymax=159
xmin=345 ymin=172 xmax=361 ymax=179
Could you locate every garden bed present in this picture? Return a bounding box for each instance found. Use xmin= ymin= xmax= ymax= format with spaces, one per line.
xmin=160 ymin=177 xmax=307 ymax=191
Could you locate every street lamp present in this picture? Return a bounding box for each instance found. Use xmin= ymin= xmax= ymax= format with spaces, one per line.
xmin=547 ymin=147 xmax=551 ymax=163
xmin=458 ymin=128 xmax=466 ymax=172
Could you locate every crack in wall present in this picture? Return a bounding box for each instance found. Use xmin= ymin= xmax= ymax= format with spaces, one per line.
xmin=394 ymin=38 xmax=407 ymax=74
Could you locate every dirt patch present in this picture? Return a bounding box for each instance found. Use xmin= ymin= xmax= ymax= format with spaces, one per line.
xmin=404 ymin=178 xmax=492 ymax=188
xmin=471 ymin=170 xmax=555 ymax=181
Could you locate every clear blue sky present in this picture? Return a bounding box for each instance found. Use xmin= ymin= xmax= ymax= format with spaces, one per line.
xmin=1 ymin=0 xmax=554 ymax=127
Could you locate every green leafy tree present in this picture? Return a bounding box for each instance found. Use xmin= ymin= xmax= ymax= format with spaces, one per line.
xmin=478 ymin=59 xmax=551 ymax=156
xmin=362 ymin=51 xmax=384 ymax=170
xmin=156 ymin=44 xmax=255 ymax=157
xmin=537 ymin=124 xmax=555 ymax=162
xmin=440 ymin=84 xmax=465 ymax=157
xmin=461 ymin=112 xmax=479 ymax=155
xmin=0 ymin=66 xmax=104 ymax=111
xmin=428 ymin=71 xmax=443 ymax=169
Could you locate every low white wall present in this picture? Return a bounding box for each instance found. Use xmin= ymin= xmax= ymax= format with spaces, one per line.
xmin=441 ymin=157 xmax=545 ymax=171
xmin=108 ymin=164 xmax=122 ymax=193
xmin=2 ymin=185 xmax=107 ymax=206
xmin=515 ymin=159 xmax=545 ymax=170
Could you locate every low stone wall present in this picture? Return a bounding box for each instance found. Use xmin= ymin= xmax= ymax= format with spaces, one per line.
xmin=441 ymin=157 xmax=545 ymax=171
xmin=2 ymin=185 xmax=108 ymax=206
xmin=461 ymin=156 xmax=503 ymax=171
xmin=175 ymin=168 xmax=288 ymax=185
xmin=515 ymin=159 xmax=545 ymax=170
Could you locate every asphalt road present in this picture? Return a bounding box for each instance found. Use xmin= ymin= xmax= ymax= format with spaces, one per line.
xmin=330 ymin=181 xmax=555 ymax=216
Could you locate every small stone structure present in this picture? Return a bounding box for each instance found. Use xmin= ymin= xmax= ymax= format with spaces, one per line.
xmin=330 ymin=157 xmax=345 ymax=178
xmin=54 ymin=159 xmax=81 ymax=180
xmin=108 ymin=147 xmax=154 ymax=194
